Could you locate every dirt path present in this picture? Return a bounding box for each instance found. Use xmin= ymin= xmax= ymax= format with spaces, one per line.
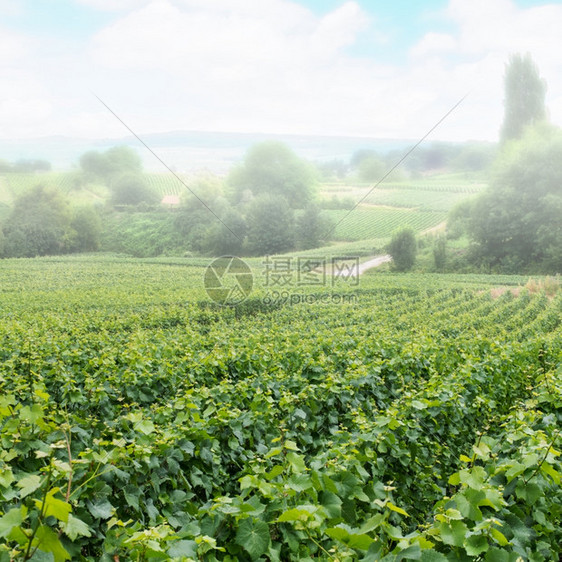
xmin=357 ymin=255 xmax=392 ymax=275
xmin=335 ymin=255 xmax=392 ymax=278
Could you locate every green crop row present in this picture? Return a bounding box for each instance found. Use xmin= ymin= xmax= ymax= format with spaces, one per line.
xmin=361 ymin=189 xmax=476 ymax=212
xmin=1 ymin=172 xmax=80 ymax=195
xmin=0 ymin=257 xmax=560 ymax=560
xmin=327 ymin=208 xmax=447 ymax=240
xmin=145 ymin=174 xmax=186 ymax=198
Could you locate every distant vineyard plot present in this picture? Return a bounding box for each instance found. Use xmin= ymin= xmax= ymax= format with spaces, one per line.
xmin=145 ymin=173 xmax=187 ymax=197
xmin=2 ymin=172 xmax=80 ymax=195
xmin=327 ymin=208 xmax=447 ymax=240
xmin=321 ymin=176 xmax=484 ymax=240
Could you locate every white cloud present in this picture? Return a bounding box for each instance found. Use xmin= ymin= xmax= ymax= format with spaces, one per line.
xmin=87 ymin=0 xmax=386 ymax=137
xmin=74 ymin=0 xmax=152 ymax=11
xmin=2 ymin=0 xmax=562 ymax=142
xmin=410 ymin=33 xmax=457 ymax=58
xmin=0 ymin=28 xmax=30 ymax=64
xmin=0 ymin=0 xmax=23 ymax=16
xmin=0 ymin=98 xmax=52 ymax=137
xmin=88 ymin=0 xmax=562 ymax=142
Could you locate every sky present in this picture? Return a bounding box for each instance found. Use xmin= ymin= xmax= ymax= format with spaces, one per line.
xmin=1 ymin=0 xmax=561 ymax=142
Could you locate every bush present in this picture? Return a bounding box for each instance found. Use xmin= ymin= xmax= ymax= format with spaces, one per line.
xmin=203 ymin=209 xmax=247 ymax=256
xmin=387 ymin=227 xmax=417 ymax=271
xmin=295 ymin=205 xmax=334 ymax=250
xmin=433 ymin=235 xmax=447 ymax=271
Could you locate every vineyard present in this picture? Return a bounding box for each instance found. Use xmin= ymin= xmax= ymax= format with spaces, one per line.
xmin=145 ymin=174 xmax=186 ymax=198
xmin=361 ymin=189 xmax=479 ymax=213
xmin=0 ymin=256 xmax=560 ymax=560
xmin=0 ymin=171 xmax=484 ymax=245
xmin=327 ymin=209 xmax=447 ymax=241
xmin=0 ymin=172 xmax=183 ymax=202
xmin=1 ymin=173 xmax=81 ymax=195
xmin=321 ymin=177 xmax=484 ymax=241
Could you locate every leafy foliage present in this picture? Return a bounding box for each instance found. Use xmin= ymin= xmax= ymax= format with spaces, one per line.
xmin=111 ymin=173 xmax=160 ymax=206
xmin=229 ymin=141 xmax=316 ymax=209
xmin=387 ymin=227 xmax=417 ymax=271
xmin=80 ymin=146 xmax=142 ymax=183
xmin=295 ymin=204 xmax=333 ymax=250
xmin=69 ymin=206 xmax=102 ymax=252
xmin=0 ymin=256 xmax=560 ymax=560
xmin=246 ymin=194 xmax=294 ymax=255
xmin=1 ymin=185 xmax=72 ymax=257
xmin=468 ymin=125 xmax=562 ymax=273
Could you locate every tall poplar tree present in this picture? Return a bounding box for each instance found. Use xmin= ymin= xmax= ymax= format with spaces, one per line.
xmin=500 ymin=53 xmax=547 ymax=143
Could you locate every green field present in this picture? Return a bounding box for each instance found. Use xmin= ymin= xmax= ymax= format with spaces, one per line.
xmin=320 ymin=177 xmax=484 ymax=242
xmin=0 ymin=256 xmax=560 ymax=560
xmin=327 ymin=208 xmax=447 ymax=241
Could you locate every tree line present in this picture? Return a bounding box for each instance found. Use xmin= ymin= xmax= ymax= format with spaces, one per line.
xmin=0 ymin=142 xmax=335 ymax=258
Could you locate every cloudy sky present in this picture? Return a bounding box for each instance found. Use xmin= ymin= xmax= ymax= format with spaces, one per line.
xmin=1 ymin=0 xmax=561 ymax=142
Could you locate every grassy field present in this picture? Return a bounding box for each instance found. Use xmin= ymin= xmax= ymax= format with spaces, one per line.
xmin=0 ymin=255 xmax=560 ymax=560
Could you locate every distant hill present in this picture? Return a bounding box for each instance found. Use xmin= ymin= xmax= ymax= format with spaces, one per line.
xmin=0 ymin=131 xmax=416 ymax=173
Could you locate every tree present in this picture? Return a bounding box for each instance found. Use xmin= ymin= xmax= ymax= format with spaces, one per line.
xmin=110 ymin=173 xmax=159 ymax=206
xmin=500 ymin=53 xmax=547 ymax=143
xmin=295 ymin=205 xmax=333 ymax=250
xmin=468 ymin=124 xmax=562 ymax=272
xmin=451 ymin=142 xmax=496 ymax=173
xmin=246 ymin=194 xmax=294 ymax=255
xmin=357 ymin=154 xmax=386 ymax=183
xmin=447 ymin=199 xmax=474 ymax=240
xmin=12 ymin=159 xmax=52 ymax=173
xmin=80 ymin=150 xmax=113 ymax=180
xmin=433 ymin=235 xmax=447 ymax=271
xmin=174 ymin=174 xmax=229 ymax=252
xmin=69 ymin=206 xmax=102 ymax=252
xmin=105 ymin=146 xmax=142 ymax=176
xmin=203 ymin=209 xmax=247 ymax=256
xmin=387 ymin=227 xmax=417 ymax=271
xmin=79 ymin=146 xmax=142 ymax=182
xmin=350 ymin=149 xmax=397 ymax=182
xmin=2 ymin=185 xmax=72 ymax=257
xmin=229 ymin=141 xmax=316 ymax=208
